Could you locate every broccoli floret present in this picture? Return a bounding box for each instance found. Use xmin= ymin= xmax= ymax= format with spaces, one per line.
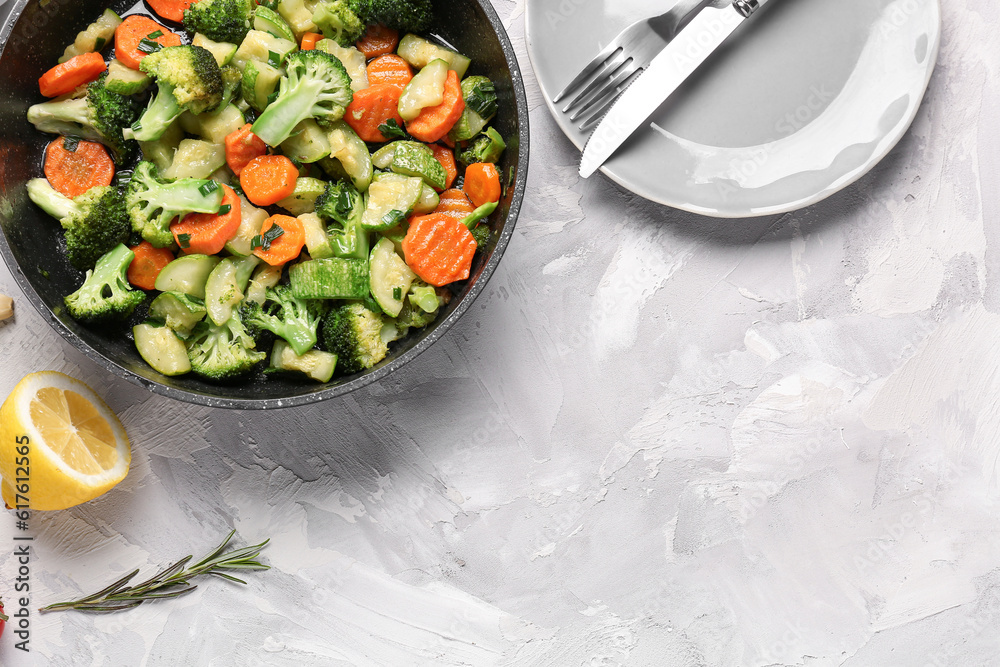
xmin=185 ymin=313 xmax=266 ymax=381
xmin=126 ymin=161 xmax=225 ymax=248
xmin=458 ymin=126 xmax=506 ymax=166
xmin=26 ymin=73 xmax=140 ymax=165
xmin=346 ymin=0 xmax=433 ymax=33
xmin=314 ymin=180 xmax=369 ymax=259
xmin=126 ymin=45 xmax=225 ymax=142
xmin=64 ymin=244 xmax=146 ymax=324
xmin=321 ymin=301 xmax=388 ymax=375
xmin=219 ymin=64 xmax=244 ymax=108
xmin=26 ymin=178 xmax=130 ymax=270
xmin=312 ymin=0 xmax=365 ymax=47
xmin=251 ymin=49 xmax=353 ymax=147
xmin=241 ymin=285 xmax=327 ymax=356
xmin=183 ymin=0 xmax=255 ymax=44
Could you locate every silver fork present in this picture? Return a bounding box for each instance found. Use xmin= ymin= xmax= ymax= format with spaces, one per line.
xmin=553 ymin=0 xmax=710 ymax=131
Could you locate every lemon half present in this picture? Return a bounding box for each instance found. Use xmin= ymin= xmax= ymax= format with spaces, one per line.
xmin=0 ymin=372 xmax=131 ymax=510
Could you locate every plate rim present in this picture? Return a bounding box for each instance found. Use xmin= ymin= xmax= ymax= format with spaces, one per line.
xmin=524 ymin=0 xmax=942 ymax=218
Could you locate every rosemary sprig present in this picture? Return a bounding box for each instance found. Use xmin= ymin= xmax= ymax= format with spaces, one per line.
xmin=40 ymin=530 xmax=269 ymax=614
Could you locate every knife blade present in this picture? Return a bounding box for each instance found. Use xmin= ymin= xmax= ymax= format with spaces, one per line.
xmin=580 ymin=0 xmax=770 ymax=178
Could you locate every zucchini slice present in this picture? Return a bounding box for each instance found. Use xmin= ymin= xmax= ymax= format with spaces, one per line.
xmin=154 ymin=255 xmax=223 ymax=299
xmin=134 ymin=324 xmax=192 ymax=376
xmin=369 ymin=238 xmax=416 ymax=318
xmin=60 ymin=9 xmax=121 ymax=64
xmin=289 ymin=258 xmax=369 ymax=299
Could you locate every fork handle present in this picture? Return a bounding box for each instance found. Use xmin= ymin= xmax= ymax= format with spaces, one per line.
xmin=733 ymin=0 xmax=767 ymax=17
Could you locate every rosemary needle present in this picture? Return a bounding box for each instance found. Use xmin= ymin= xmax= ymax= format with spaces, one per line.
xmin=40 ymin=530 xmax=270 ymax=613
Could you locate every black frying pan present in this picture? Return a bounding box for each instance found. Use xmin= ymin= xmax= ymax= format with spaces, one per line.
xmin=0 ymin=0 xmax=529 ymax=409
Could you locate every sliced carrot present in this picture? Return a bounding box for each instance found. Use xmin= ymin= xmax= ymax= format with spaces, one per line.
xmin=127 ymin=241 xmax=175 ymax=290
xmin=402 ymin=213 xmax=477 ymax=287
xmin=225 ymin=124 xmax=268 ymax=177
xmin=433 ymin=188 xmax=476 ymax=221
xmin=146 ymin=0 xmax=195 ymax=23
xmin=366 ymin=54 xmax=413 ymax=88
xmin=430 ymin=144 xmax=458 ymax=191
xmin=44 ymin=138 xmax=115 ymax=198
xmin=115 ymin=15 xmax=182 ymax=71
xmin=344 ymin=84 xmax=405 ymax=143
xmin=301 ymin=32 xmax=323 ymax=50
xmin=253 ymin=214 xmax=305 ymax=266
xmin=240 ymin=154 xmax=299 ymax=207
xmin=38 ymin=52 xmax=108 ymax=98
xmin=170 ymin=185 xmax=242 ymax=255
xmin=406 ymin=70 xmax=465 ymax=143
xmin=355 ymin=24 xmax=399 ymax=59
xmin=463 ymin=162 xmax=502 ymax=208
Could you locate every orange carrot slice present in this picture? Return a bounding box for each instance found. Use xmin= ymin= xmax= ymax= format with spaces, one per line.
xmin=405 ymin=70 xmax=465 ymax=143
xmin=240 ymin=155 xmax=299 ymax=207
xmin=401 ymin=212 xmax=478 ymax=287
xmin=43 ymin=138 xmax=115 ymax=198
xmin=252 ymin=214 xmax=305 ymax=266
xmin=170 ymin=185 xmax=242 ymax=255
xmin=38 ymin=52 xmax=108 ymax=98
xmin=127 ymin=241 xmax=175 ymax=290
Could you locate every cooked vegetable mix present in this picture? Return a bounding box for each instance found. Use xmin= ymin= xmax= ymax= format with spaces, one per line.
xmin=26 ymin=0 xmax=507 ymax=383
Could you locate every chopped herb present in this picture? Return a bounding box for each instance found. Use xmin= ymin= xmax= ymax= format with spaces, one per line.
xmin=63 ymin=136 xmax=81 ymax=152
xmin=465 ymin=82 xmax=498 ymax=119
xmin=392 ymin=287 xmax=402 ymax=301
xmin=94 ymin=37 xmax=106 ymax=51
xmin=38 ymin=267 xmax=50 ymax=279
xmin=146 ymin=30 xmax=164 ymax=39
xmin=380 ymin=209 xmax=407 ymax=228
xmin=176 ymin=233 xmax=191 ymax=249
xmin=131 ymin=120 xmax=143 ymax=133
xmin=199 ymin=181 xmax=219 ymax=196
xmin=267 ymin=50 xmax=281 ymax=68
xmin=115 ymin=170 xmax=134 ymax=188
xmin=377 ymin=118 xmax=408 ymax=140
xmin=137 ymin=38 xmax=162 ymax=54
xmin=251 ymin=224 xmax=284 ymax=251
xmin=266 ymin=89 xmax=279 ymax=106
xmin=218 ymin=204 xmax=232 ymax=216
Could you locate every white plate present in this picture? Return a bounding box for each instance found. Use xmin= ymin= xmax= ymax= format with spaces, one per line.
xmin=525 ymin=0 xmax=941 ymax=217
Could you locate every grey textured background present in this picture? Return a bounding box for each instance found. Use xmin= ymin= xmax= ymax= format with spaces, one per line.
xmin=2 ymin=0 xmax=1000 ymax=665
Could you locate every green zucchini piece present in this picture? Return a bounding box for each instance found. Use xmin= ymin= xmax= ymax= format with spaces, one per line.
xmin=241 ymin=60 xmax=283 ymax=113
xmin=134 ymin=323 xmax=192 ymax=376
xmin=253 ymin=6 xmax=297 ymax=42
xmin=192 ymin=33 xmax=239 ymax=66
xmin=391 ymin=142 xmax=447 ymax=190
xmin=276 ymin=0 xmax=317 ymax=37
xmin=289 ymin=258 xmax=368 ymax=299
xmin=139 ymin=121 xmax=184 ymax=172
xmin=298 ymin=213 xmax=335 ymax=259
xmin=413 ymin=183 xmax=440 ymax=215
xmin=315 ymin=39 xmax=369 ymax=93
xmin=232 ymin=30 xmax=298 ymax=72
xmin=148 ymin=292 xmax=208 ymax=337
xmin=105 ymin=58 xmax=151 ymax=95
xmin=154 ymin=255 xmax=223 ymax=299
xmin=162 ymin=140 xmax=227 ymax=181
xmin=246 ymin=264 xmax=283 ymax=305
xmin=60 ymin=9 xmax=120 ymax=63
xmin=369 ymin=237 xmax=416 ymax=318
xmin=226 ymin=197 xmax=269 ymax=256
xmin=281 ymin=120 xmax=332 ymax=164
xmin=361 ymin=173 xmax=423 ymax=231
xmin=371 ymin=143 xmax=396 ymax=170
xmin=179 ymin=104 xmax=246 ymax=144
xmin=321 ymin=120 xmax=373 ymax=192
xmin=398 ymin=59 xmax=448 ymax=122
xmin=278 ymin=177 xmax=328 ymax=215
xmin=270 ymin=339 xmax=337 ymax=382
xmin=397 ymin=34 xmax=471 ymax=78
xmin=205 ymin=255 xmax=260 ymax=325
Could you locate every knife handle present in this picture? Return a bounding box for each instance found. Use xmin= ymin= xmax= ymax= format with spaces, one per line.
xmin=733 ymin=0 xmax=763 ymax=17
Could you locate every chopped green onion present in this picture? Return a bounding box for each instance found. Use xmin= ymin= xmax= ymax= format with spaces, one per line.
xmin=392 ymin=287 xmax=402 ymax=301
xmin=267 ymin=50 xmax=281 ymax=68
xmin=137 ymin=38 xmax=162 ymax=54
xmin=199 ymin=181 xmax=220 ymax=196
xmin=251 ymin=225 xmax=284 ymax=251
xmin=146 ymin=30 xmax=164 ymax=39
xmin=377 ymin=119 xmax=408 ymax=140
xmin=176 ymin=233 xmax=191 ymax=249
xmin=380 ymin=209 xmax=407 ymax=228
xmin=63 ymin=136 xmax=81 ymax=152
xmin=218 ymin=204 xmax=232 ymax=216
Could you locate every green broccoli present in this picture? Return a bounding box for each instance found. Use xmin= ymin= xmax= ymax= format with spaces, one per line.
xmin=219 ymin=64 xmax=244 ymax=109
xmin=126 ymin=161 xmax=225 ymax=248
xmin=458 ymin=126 xmax=506 ymax=166
xmin=26 ymin=178 xmax=129 ymax=270
xmin=312 ymin=0 xmax=365 ymax=48
xmin=241 ymin=284 xmax=327 ymax=355
xmin=183 ymin=0 xmax=255 ymax=45
xmin=313 ymin=180 xmax=369 ymax=259
xmin=251 ymin=49 xmax=353 ymax=147
xmin=185 ymin=313 xmax=266 ymax=381
xmin=321 ymin=301 xmax=389 ymax=375
xmin=346 ymin=0 xmax=433 ymax=33
xmin=26 ymin=73 xmax=140 ymax=165
xmin=64 ymin=244 xmax=146 ymax=324
xmin=126 ymin=45 xmax=225 ymax=143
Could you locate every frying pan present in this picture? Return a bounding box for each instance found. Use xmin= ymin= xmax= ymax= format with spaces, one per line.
xmin=0 ymin=0 xmax=529 ymax=409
